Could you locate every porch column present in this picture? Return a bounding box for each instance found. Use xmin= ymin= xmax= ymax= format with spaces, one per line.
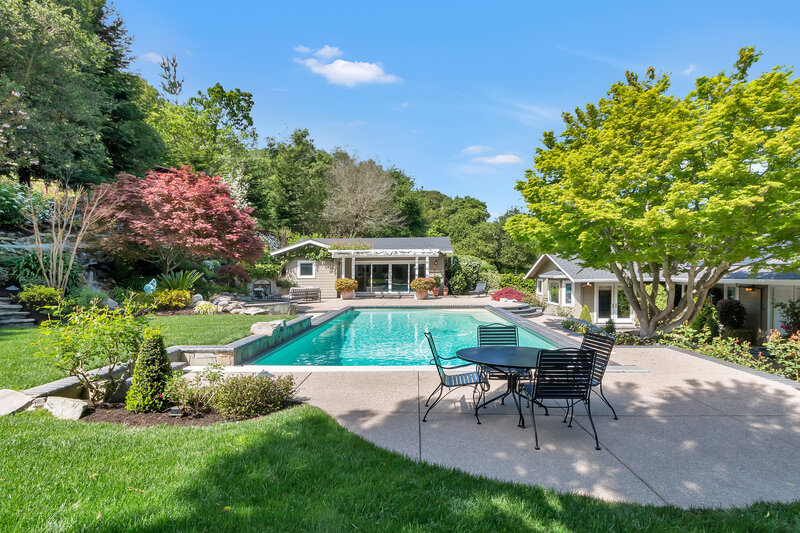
xmin=425 ymin=256 xmax=430 ymax=277
xmin=351 ymin=253 xmax=355 ymax=278
xmin=340 ymin=257 xmax=345 ymax=278
xmin=414 ymin=256 xmax=419 ymax=279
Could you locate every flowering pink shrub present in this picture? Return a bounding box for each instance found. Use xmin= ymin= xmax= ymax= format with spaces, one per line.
xmin=491 ymin=287 xmax=527 ymax=301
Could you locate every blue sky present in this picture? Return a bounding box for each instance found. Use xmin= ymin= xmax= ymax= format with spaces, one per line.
xmin=120 ymin=1 xmax=800 ymax=218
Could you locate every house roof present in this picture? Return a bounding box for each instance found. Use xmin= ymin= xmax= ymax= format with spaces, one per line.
xmin=270 ymin=236 xmax=453 ymax=256
xmin=526 ymin=253 xmax=800 ymax=285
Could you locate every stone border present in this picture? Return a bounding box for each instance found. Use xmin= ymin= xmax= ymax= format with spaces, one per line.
xmin=486 ymin=306 xmax=579 ymax=348
xmin=22 ymin=362 xmax=187 ymax=399
xmin=167 ymin=315 xmax=313 ymax=366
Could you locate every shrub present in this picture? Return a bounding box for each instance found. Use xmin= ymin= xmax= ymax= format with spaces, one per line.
xmin=522 ymin=294 xmax=546 ymax=307
xmin=213 ymin=374 xmax=295 ymax=419
xmin=35 ymin=299 xmax=149 ymax=404
xmin=157 ymin=269 xmax=203 ymax=291
xmin=154 ymin=289 xmax=191 ymax=310
xmin=491 ymin=287 xmax=526 ymax=301
xmin=603 ymin=318 xmax=616 ymax=335
xmin=0 ymin=179 xmax=47 ymax=227
xmin=334 ymin=278 xmax=358 ymax=292
xmin=721 ymin=328 xmax=755 ymax=344
xmin=445 ymin=255 xmax=481 ymax=294
xmin=217 ymin=264 xmax=252 ymax=287
xmin=410 ymin=277 xmax=435 ymax=292
xmin=9 ymin=251 xmax=84 ymax=290
xmin=765 ymin=330 xmax=800 ymax=382
xmin=70 ymin=286 xmax=108 ymax=309
xmin=195 ymin=280 xmax=249 ymax=297
xmin=499 ymin=273 xmax=538 ymax=294
xmin=194 ymin=302 xmax=217 ymax=315
xmin=164 ymin=363 xmax=224 ymax=415
xmin=562 ymin=319 xmax=590 ymax=335
xmin=18 ymin=284 xmax=60 ymax=312
xmin=433 ymin=275 xmax=442 ymax=288
xmin=716 ymin=298 xmax=746 ymax=329
xmin=478 ymin=270 xmax=501 ymax=290
xmin=579 ymin=305 xmax=591 ymax=322
xmin=126 ymin=328 xmax=172 ymax=413
xmin=275 ymin=278 xmax=295 ymax=288
xmin=690 ymin=305 xmax=720 ymax=340
xmin=775 ymin=299 xmax=800 ymax=335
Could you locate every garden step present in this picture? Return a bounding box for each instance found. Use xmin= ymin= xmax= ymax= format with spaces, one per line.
xmin=0 ymin=318 xmax=35 ymax=327
xmin=0 ymin=304 xmax=23 ymax=311
xmin=0 ymin=311 xmax=29 ymax=318
xmin=0 ymin=297 xmax=13 ymax=304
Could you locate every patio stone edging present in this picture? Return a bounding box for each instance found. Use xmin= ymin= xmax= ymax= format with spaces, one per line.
xmin=168 ymin=314 xmax=314 ymax=366
xmin=487 ymin=306 xmax=580 ymax=348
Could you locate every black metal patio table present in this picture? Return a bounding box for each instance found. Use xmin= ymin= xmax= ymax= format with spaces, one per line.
xmin=456 ymin=346 xmax=543 ymax=428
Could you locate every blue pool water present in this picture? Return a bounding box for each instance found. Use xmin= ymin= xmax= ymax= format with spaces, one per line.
xmin=250 ymin=308 xmax=559 ymax=366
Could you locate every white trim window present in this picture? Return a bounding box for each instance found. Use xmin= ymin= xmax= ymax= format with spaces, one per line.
xmin=564 ymin=282 xmax=573 ymax=305
xmin=548 ymin=281 xmax=560 ymax=304
xmin=536 ymin=279 xmax=543 ymax=294
xmin=298 ymin=260 xmax=316 ymax=278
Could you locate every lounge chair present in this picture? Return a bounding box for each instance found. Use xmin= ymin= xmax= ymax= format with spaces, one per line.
xmin=423 ymin=331 xmax=488 ymax=423
xmin=581 ymin=332 xmax=618 ymax=420
xmin=469 ymin=282 xmax=487 ymax=296
xmin=518 ymin=348 xmax=601 ymax=450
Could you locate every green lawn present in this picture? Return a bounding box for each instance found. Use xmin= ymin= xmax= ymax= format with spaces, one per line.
xmin=0 ymin=314 xmax=295 ymax=391
xmin=0 ymin=406 xmax=798 ymax=532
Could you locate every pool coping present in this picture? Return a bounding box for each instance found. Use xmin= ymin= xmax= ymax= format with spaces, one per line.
xmin=237 ymin=305 xmax=578 ymax=370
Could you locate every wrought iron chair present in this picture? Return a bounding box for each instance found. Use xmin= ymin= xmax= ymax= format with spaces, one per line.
xmin=469 ymin=282 xmax=488 ymax=296
xmin=477 ymin=323 xmax=521 ymax=406
xmin=518 ymin=348 xmax=600 ymax=450
xmin=423 ymin=331 xmax=489 ymax=423
xmin=581 ymin=332 xmax=618 ymax=420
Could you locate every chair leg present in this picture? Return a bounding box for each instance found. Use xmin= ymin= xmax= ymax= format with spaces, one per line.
xmin=562 ymin=402 xmax=571 ymax=423
xmin=567 ymin=401 xmax=576 ymax=427
xmin=598 ymin=382 xmax=619 ymax=420
xmin=425 ymin=383 xmax=442 ymax=407
xmin=530 ymin=397 xmax=540 ymax=450
xmin=584 ymin=397 xmax=601 ymax=450
xmin=423 ymin=385 xmax=445 ymax=422
xmin=473 ymin=384 xmax=483 ymax=424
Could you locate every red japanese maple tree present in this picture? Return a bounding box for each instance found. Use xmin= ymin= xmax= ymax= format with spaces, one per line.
xmin=106 ymin=166 xmax=264 ymax=273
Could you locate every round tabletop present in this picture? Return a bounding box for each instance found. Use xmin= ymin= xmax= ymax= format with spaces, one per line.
xmin=456 ymin=346 xmax=542 ymax=369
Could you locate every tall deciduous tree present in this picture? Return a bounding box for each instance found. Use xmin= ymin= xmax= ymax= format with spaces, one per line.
xmin=507 ymin=48 xmax=800 ymax=337
xmin=105 ymin=166 xmax=264 ymax=273
xmin=323 ymin=152 xmax=400 ymax=237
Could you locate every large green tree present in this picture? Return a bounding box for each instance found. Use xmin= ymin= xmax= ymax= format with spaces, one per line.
xmin=507 ymin=48 xmax=800 ymax=337
xmin=245 ymin=129 xmax=332 ymax=234
xmin=0 ymin=0 xmax=110 ymax=184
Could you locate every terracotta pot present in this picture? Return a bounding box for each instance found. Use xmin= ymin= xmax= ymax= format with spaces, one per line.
xmin=341 ymin=290 xmax=355 ymax=300
xmin=415 ymin=290 xmax=428 ymax=300
xmin=442 ymin=288 xmax=449 ymax=296
xmin=432 ymin=288 xmax=440 ymax=296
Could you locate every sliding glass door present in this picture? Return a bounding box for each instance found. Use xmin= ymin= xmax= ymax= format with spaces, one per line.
xmin=372 ymin=265 xmax=389 ymax=291
xmin=391 ymin=264 xmax=409 ymax=292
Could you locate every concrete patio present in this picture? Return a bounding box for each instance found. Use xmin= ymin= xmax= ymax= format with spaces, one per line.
xmin=290 ymin=343 xmax=800 ymax=509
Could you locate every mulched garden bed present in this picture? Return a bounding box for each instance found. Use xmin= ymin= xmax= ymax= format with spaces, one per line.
xmin=82 ymin=403 xmax=232 ymax=427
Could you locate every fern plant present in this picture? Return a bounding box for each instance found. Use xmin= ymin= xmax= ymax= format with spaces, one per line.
xmin=157 ymin=269 xmax=203 ymax=291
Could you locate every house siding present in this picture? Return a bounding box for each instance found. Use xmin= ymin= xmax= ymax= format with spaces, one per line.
xmin=286 ymin=258 xmax=338 ymax=298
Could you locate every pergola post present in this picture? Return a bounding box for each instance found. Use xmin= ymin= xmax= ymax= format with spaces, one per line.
xmin=425 ymin=256 xmax=430 ymax=278
xmin=414 ymin=256 xmax=419 ymax=279
xmin=351 ymin=253 xmax=355 ymax=278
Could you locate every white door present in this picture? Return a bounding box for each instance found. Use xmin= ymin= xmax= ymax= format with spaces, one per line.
xmin=596 ymin=284 xmax=633 ymax=323
xmin=772 ymin=286 xmax=794 ymax=330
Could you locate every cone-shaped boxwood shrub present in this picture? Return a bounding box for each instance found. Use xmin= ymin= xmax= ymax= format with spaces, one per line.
xmin=579 ymin=305 xmax=591 ymax=322
xmin=126 ymin=328 xmax=172 ymax=412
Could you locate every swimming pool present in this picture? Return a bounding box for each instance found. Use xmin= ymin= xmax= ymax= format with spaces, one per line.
xmin=250 ymin=308 xmax=560 ymax=366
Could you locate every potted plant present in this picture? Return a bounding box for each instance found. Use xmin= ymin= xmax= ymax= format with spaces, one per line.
xmin=410 ymin=277 xmax=435 ymax=300
xmin=442 ymin=284 xmax=449 ymax=296
xmin=432 ymin=275 xmax=442 ymax=297
xmin=335 ymin=278 xmax=358 ymax=300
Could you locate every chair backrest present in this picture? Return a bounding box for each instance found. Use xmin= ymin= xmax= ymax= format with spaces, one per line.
xmin=477 ymin=323 xmax=518 ymax=347
xmin=581 ymin=332 xmax=615 ymax=383
xmin=474 ymin=282 xmax=487 ymax=292
xmin=533 ymin=348 xmax=595 ymax=400
xmin=424 ymin=331 xmax=447 ymax=384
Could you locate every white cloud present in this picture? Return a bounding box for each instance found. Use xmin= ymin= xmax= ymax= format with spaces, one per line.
xmin=295 ymin=58 xmax=401 ymax=87
xmin=471 ymin=154 xmax=523 ymax=165
xmin=681 ymin=64 xmax=697 ymax=76
xmin=314 ymin=45 xmax=343 ymax=59
xmin=557 ymin=46 xmax=642 ymax=71
xmin=184 ymin=50 xmax=193 ymax=56
xmin=347 ymin=119 xmax=367 ymax=127
xmin=140 ymin=52 xmax=163 ymax=64
xmin=294 ymin=45 xmax=312 ymax=54
xmin=461 ymin=145 xmax=493 ymax=155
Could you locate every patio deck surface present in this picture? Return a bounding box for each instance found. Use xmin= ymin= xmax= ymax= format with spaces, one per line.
xmin=286 ymin=320 xmax=800 ymax=509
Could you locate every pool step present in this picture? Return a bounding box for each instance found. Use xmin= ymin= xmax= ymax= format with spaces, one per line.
xmin=509 ymin=305 xmax=543 ymax=318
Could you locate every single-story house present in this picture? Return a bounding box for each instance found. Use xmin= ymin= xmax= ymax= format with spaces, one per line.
xmin=525 ymin=254 xmax=800 ymax=335
xmin=270 ymin=237 xmax=452 ymax=298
